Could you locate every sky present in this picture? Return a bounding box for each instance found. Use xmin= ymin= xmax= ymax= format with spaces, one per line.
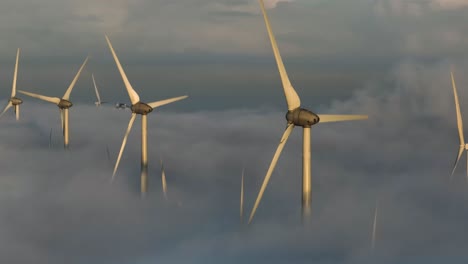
xmin=1 ymin=0 xmax=468 ymax=263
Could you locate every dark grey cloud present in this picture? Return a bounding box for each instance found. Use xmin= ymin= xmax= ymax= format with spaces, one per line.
xmin=1 ymin=59 xmax=468 ymax=263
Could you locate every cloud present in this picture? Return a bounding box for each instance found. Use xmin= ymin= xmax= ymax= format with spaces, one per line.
xmin=1 ymin=58 xmax=468 ymax=263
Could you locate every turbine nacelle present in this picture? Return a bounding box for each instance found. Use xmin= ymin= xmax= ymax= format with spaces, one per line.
xmin=10 ymin=97 xmax=23 ymax=105
xmin=286 ymin=108 xmax=319 ymax=128
xmin=58 ymin=99 xmax=73 ymax=109
xmin=131 ymin=102 xmax=153 ymax=115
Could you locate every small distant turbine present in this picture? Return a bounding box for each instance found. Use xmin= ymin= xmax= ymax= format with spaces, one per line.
xmin=450 ymin=70 xmax=468 ymax=182
xmin=371 ymin=200 xmax=379 ymax=250
xmin=161 ymin=158 xmax=168 ymax=200
xmin=106 ymin=35 xmax=188 ymax=195
xmin=240 ymin=168 xmax=245 ymax=224
xmin=18 ymin=57 xmax=89 ymax=149
xmin=0 ymin=49 xmax=22 ymax=120
xmin=248 ymin=0 xmax=368 ymax=224
xmin=92 ymin=73 xmax=106 ymax=106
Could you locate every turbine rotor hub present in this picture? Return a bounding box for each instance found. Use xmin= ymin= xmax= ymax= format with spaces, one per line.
xmin=286 ymin=108 xmax=319 ymax=128
xmin=10 ymin=97 xmax=23 ymax=105
xmin=58 ymin=99 xmax=73 ymax=109
xmin=131 ymin=102 xmax=153 ymax=115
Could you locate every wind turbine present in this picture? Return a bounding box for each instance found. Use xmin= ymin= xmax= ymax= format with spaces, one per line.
xmin=240 ymin=168 xmax=245 ymax=224
xmin=105 ymin=35 xmax=188 ymax=195
xmin=449 ymin=70 xmax=468 ymax=182
xmin=18 ymin=57 xmax=89 ymax=149
xmin=0 ymin=49 xmax=22 ymax=120
xmin=248 ymin=0 xmax=368 ymax=224
xmin=92 ymin=73 xmax=106 ymax=106
xmin=161 ymin=158 xmax=168 ymax=200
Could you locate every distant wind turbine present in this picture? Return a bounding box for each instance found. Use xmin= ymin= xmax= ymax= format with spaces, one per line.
xmin=92 ymin=73 xmax=106 ymax=106
xmin=106 ymin=35 xmax=188 ymax=195
xmin=371 ymin=200 xmax=379 ymax=250
xmin=240 ymin=168 xmax=245 ymax=224
xmin=18 ymin=57 xmax=89 ymax=149
xmin=0 ymin=49 xmax=22 ymax=120
xmin=450 ymin=70 xmax=468 ymax=182
xmin=161 ymin=158 xmax=168 ymax=200
xmin=248 ymin=0 xmax=368 ymax=224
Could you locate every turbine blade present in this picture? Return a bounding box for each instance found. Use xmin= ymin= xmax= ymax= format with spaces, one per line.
xmin=105 ymin=35 xmax=140 ymax=105
xmin=0 ymin=102 xmax=13 ymax=118
xmin=148 ymin=95 xmax=188 ymax=109
xmin=62 ymin=56 xmax=89 ymax=100
xmin=92 ymin=74 xmax=101 ymax=103
xmin=258 ymin=0 xmax=300 ymax=110
xmin=248 ymin=123 xmax=295 ymax=224
xmin=451 ymin=71 xmax=465 ymax=145
xmin=60 ymin=109 xmax=64 ymax=135
xmin=318 ymin=114 xmax=368 ymax=123
xmin=372 ymin=200 xmax=378 ymax=250
xmin=18 ymin=90 xmax=61 ymax=104
xmin=240 ymin=168 xmax=244 ymax=223
xmin=450 ymin=147 xmax=464 ymax=182
xmin=161 ymin=159 xmax=168 ymax=200
xmin=11 ymin=48 xmax=20 ymax=97
xmin=112 ymin=113 xmax=137 ymax=181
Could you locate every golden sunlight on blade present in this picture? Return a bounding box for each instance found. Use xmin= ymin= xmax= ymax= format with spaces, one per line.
xmin=11 ymin=48 xmax=20 ymax=97
xmin=258 ymin=0 xmax=300 ymax=110
xmin=148 ymin=95 xmax=188 ymax=109
xmin=451 ymin=71 xmax=465 ymax=145
xmin=249 ymin=123 xmax=295 ymax=224
xmin=62 ymin=57 xmax=89 ymax=100
xmin=318 ymin=114 xmax=368 ymax=123
xmin=112 ymin=113 xmax=137 ymax=181
xmin=18 ymin=90 xmax=61 ymax=105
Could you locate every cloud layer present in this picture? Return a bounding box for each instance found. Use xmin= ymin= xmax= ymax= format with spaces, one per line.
xmin=1 ymin=59 xmax=468 ymax=263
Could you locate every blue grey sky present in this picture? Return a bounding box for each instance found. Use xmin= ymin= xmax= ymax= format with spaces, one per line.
xmin=1 ymin=0 xmax=468 ymax=263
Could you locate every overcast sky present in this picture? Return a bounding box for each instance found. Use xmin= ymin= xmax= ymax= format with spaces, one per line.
xmin=1 ymin=0 xmax=468 ymax=263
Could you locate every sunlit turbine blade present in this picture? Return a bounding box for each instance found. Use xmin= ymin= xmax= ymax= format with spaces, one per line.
xmin=15 ymin=105 xmax=19 ymax=121
xmin=240 ymin=168 xmax=244 ymax=223
xmin=450 ymin=146 xmax=464 ymax=182
xmin=18 ymin=90 xmax=61 ymax=104
xmin=318 ymin=114 xmax=368 ymax=123
xmin=11 ymin=48 xmax=20 ymax=97
xmin=92 ymin=74 xmax=101 ymax=104
xmin=62 ymin=56 xmax=89 ymax=100
xmin=372 ymin=200 xmax=378 ymax=250
xmin=0 ymin=102 xmax=13 ymax=118
xmin=148 ymin=95 xmax=188 ymax=109
xmin=248 ymin=123 xmax=295 ymax=224
xmin=112 ymin=113 xmax=137 ymax=181
xmin=451 ymin=71 xmax=465 ymax=145
xmin=258 ymin=0 xmax=300 ymax=110
xmin=105 ymin=35 xmax=140 ymax=105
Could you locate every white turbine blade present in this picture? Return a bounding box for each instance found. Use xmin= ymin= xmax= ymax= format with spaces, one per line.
xmin=148 ymin=95 xmax=188 ymax=109
xmin=258 ymin=0 xmax=300 ymax=110
xmin=11 ymin=48 xmax=20 ymax=97
xmin=18 ymin=90 xmax=61 ymax=104
xmin=450 ymin=146 xmax=464 ymax=182
xmin=248 ymin=123 xmax=295 ymax=224
xmin=62 ymin=56 xmax=89 ymax=100
xmin=92 ymin=74 xmax=101 ymax=103
xmin=112 ymin=113 xmax=137 ymax=181
xmin=0 ymin=102 xmax=13 ymax=118
xmin=371 ymin=200 xmax=378 ymax=250
xmin=161 ymin=159 xmax=168 ymax=200
xmin=451 ymin=71 xmax=465 ymax=145
xmin=105 ymin=35 xmax=140 ymax=105
xmin=240 ymin=168 xmax=244 ymax=223
xmin=318 ymin=114 xmax=368 ymax=123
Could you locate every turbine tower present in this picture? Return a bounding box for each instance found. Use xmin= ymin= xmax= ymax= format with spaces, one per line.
xmin=92 ymin=73 xmax=104 ymax=106
xmin=0 ymin=49 xmax=22 ymax=120
xmin=18 ymin=57 xmax=89 ymax=149
xmin=106 ymin=35 xmax=188 ymax=195
xmin=449 ymin=70 xmax=468 ymax=182
xmin=248 ymin=0 xmax=368 ymax=224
